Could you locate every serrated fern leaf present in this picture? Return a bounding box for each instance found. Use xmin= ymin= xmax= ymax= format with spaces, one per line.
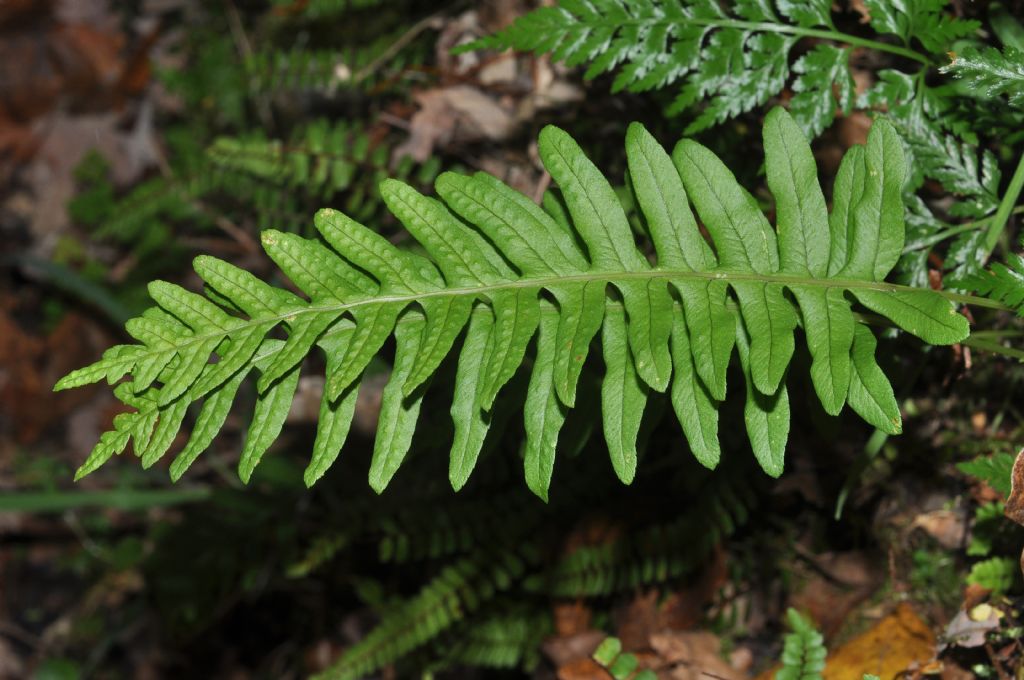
xmin=463 ymin=0 xmax=857 ymax=135
xmin=775 ymin=608 xmax=826 ymax=680
xmin=957 ymin=451 xmax=1016 ymax=497
xmin=431 ymin=610 xmax=548 ymax=673
xmin=959 ymin=247 xmax=1024 ymax=316
xmin=56 ymin=107 xmax=969 ymax=497
xmin=942 ymin=45 xmax=1024 ymax=108
xmin=864 ymin=0 xmax=978 ymax=54
xmin=312 ymin=548 xmax=529 ymax=680
xmin=967 ymin=556 xmax=1018 ymax=595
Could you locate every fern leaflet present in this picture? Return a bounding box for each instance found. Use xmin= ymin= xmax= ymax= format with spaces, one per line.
xmin=55 ymin=107 xmax=970 ymax=498
xmin=959 ymin=241 xmax=1024 ymax=316
xmin=942 ymin=45 xmax=1024 ymax=109
xmin=775 ymin=608 xmax=826 ymax=680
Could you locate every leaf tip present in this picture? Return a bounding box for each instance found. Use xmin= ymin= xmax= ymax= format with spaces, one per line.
xmin=303 ymin=465 xmax=324 ymax=489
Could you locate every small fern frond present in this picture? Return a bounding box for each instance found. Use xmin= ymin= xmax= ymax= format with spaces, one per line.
xmin=942 ymin=45 xmax=1024 ymax=109
xmin=313 ymin=548 xmax=531 ymax=680
xmin=957 ymin=451 xmax=1016 ymax=497
xmin=959 ymin=245 xmax=1024 ymax=316
xmin=593 ymin=636 xmax=657 ymax=680
xmin=431 ymin=610 xmax=548 ymax=673
xmin=541 ymin=471 xmax=757 ymax=597
xmin=775 ymin=608 xmax=826 ymax=680
xmin=863 ymin=0 xmax=978 ymax=54
xmin=246 ymin=25 xmax=428 ymax=94
xmin=271 ymin=0 xmax=386 ymax=21
xmin=966 ymin=556 xmax=1018 ymax=594
xmin=206 ymin=119 xmax=441 ymax=225
xmin=56 ymin=108 xmax=969 ymax=497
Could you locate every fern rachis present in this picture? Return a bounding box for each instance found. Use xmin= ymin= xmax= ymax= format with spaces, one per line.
xmin=55 ymin=107 xmax=970 ymax=498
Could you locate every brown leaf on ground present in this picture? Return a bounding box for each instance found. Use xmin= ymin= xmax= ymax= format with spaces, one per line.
xmin=542 ymin=630 xmax=605 ymax=669
xmin=0 ymin=301 xmax=110 ymax=445
xmin=1004 ymin=448 xmax=1024 ymax=579
xmin=25 ymin=110 xmax=159 ymax=243
xmin=392 ymin=86 xmax=516 ymax=163
xmin=911 ymin=510 xmax=968 ymax=550
xmin=649 ymin=630 xmax=747 ymax=680
xmin=940 ymin=604 xmax=1001 ymax=651
xmin=617 ymin=547 xmax=729 ymax=649
xmin=557 ymin=657 xmax=613 ymax=680
xmin=789 ymin=551 xmax=884 ymax=639
xmin=823 ymin=603 xmax=935 ymax=679
xmin=1004 ymin=448 xmax=1024 ymax=527
xmin=554 ymin=600 xmax=593 ymax=637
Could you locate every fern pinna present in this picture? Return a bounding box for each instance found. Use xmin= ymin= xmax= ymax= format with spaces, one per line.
xmin=55 ymin=107 xmax=969 ymax=498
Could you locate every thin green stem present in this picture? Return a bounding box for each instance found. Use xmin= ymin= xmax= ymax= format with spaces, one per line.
xmin=903 ymin=223 xmax=983 ymax=253
xmin=969 ymin=329 xmax=1024 ymax=340
xmin=983 ymin=150 xmax=1024 ymax=257
xmin=963 ymin=336 xmax=1024 ymax=362
xmin=58 ymin=265 xmax=1012 ymax=392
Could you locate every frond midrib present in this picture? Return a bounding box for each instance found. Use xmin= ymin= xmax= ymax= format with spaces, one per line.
xmin=115 ymin=267 xmax=956 ymax=372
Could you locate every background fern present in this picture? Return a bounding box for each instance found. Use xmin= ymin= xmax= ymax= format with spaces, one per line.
xmin=775 ymin=609 xmax=826 ymax=680
xmin=464 ymin=0 xmax=975 ymax=138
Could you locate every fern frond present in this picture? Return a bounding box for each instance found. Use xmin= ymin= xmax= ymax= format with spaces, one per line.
xmin=775 ymin=608 xmax=826 ymax=680
xmin=958 ymin=242 xmax=1024 ymax=315
xmin=863 ymin=0 xmax=978 ymax=54
xmin=957 ymin=451 xmax=1016 ymax=497
xmin=541 ymin=471 xmax=757 ymax=597
xmin=246 ymin=25 xmax=428 ymax=94
xmin=272 ymin=0 xmax=387 ymax=21
xmin=461 ymin=0 xmax=971 ymax=136
xmin=377 ymin=491 xmax=539 ymax=563
xmin=942 ymin=45 xmax=1024 ymax=109
xmin=56 ymin=108 xmax=969 ymax=497
xmin=207 ymin=120 xmax=441 ymax=228
xmin=431 ymin=609 xmax=548 ymax=673
xmin=313 ymin=548 xmax=531 ymax=680
xmin=463 ymin=0 xmax=858 ymax=135
xmin=966 ymin=556 xmax=1018 ymax=594
xmin=593 ymin=636 xmax=656 ymax=680
xmin=246 ymin=47 xmax=347 ymax=93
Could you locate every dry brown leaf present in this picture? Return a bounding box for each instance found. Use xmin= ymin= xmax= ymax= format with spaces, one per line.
xmin=1004 ymin=448 xmax=1024 ymax=579
xmin=554 ymin=600 xmax=593 ymax=637
xmin=823 ymin=603 xmax=935 ymax=680
xmin=557 ymin=657 xmax=613 ymax=680
xmin=542 ymin=630 xmax=605 ymax=669
xmin=649 ymin=630 xmax=747 ymax=680
xmin=911 ymin=510 xmax=967 ymax=550
xmin=788 ymin=551 xmax=883 ymax=639
xmin=393 ymin=86 xmax=516 ymax=163
xmin=940 ymin=605 xmax=1000 ymax=651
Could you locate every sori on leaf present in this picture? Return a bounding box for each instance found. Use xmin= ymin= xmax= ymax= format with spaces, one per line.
xmin=55 ymin=106 xmax=970 ymax=500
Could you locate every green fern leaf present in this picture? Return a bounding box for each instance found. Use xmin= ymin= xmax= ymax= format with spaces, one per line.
xmin=864 ymin=0 xmax=979 ymax=54
xmin=775 ymin=608 xmax=827 ymax=680
xmin=942 ymin=45 xmax=1024 ymax=109
xmin=790 ymin=45 xmax=855 ymax=138
xmin=959 ymin=248 xmax=1024 ymax=316
xmin=56 ymin=108 xmax=969 ymax=496
xmin=957 ymin=451 xmax=1016 ymax=497
xmin=967 ymin=556 xmax=1018 ymax=595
